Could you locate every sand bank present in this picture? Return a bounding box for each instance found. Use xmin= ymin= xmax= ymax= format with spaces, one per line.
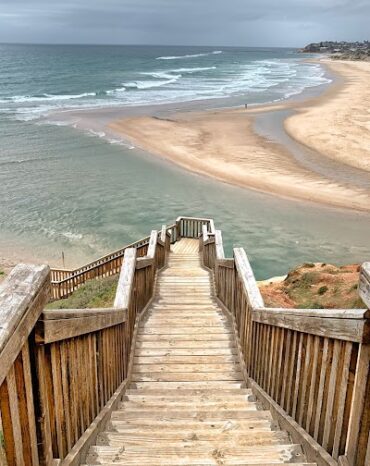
xmin=109 ymin=60 xmax=370 ymax=212
xmin=285 ymin=60 xmax=370 ymax=173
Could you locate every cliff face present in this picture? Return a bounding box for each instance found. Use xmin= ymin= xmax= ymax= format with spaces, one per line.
xmin=259 ymin=263 xmax=364 ymax=309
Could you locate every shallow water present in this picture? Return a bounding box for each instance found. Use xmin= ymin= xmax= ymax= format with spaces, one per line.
xmin=1 ymin=44 xmax=369 ymax=279
xmin=1 ymin=119 xmax=369 ymax=280
xmin=253 ymin=109 xmax=370 ymax=191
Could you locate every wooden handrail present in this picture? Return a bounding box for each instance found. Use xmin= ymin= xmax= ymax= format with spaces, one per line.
xmin=49 ymin=217 xmax=208 ymax=301
xmin=0 ymin=222 xmax=170 ymax=465
xmin=35 ymin=308 xmax=128 ymax=344
xmin=2 ymin=216 xmax=367 ymax=466
xmin=359 ymin=262 xmax=370 ymax=309
xmin=200 ymin=226 xmax=370 ymax=466
xmin=0 ymin=264 xmax=51 ymax=465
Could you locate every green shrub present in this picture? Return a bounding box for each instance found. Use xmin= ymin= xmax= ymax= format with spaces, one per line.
xmin=318 ymin=286 xmax=328 ymax=295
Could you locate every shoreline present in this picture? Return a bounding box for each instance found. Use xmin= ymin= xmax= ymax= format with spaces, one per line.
xmin=284 ymin=60 xmax=370 ymax=173
xmin=107 ymin=59 xmax=370 ymax=213
xmin=2 ymin=58 xmax=370 ymax=274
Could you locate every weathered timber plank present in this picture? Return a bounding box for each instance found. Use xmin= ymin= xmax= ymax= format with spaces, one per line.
xmin=114 ymin=248 xmax=136 ymax=309
xmin=233 ymin=248 xmax=264 ymax=309
xmin=359 ymin=262 xmax=370 ymax=310
xmin=250 ymin=380 xmax=337 ymax=466
xmin=252 ymin=309 xmax=369 ymax=343
xmin=0 ymin=264 xmax=50 ymax=385
xmin=36 ymin=309 xmax=127 ymax=344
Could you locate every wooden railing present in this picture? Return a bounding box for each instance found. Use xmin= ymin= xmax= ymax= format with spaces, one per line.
xmin=50 ymin=237 xmax=150 ymax=301
xmin=50 ymin=216 xmax=214 ymax=301
xmin=6 ymin=215 xmax=366 ymax=466
xmin=200 ymin=227 xmax=370 ymax=466
xmin=0 ymin=226 xmax=171 ymax=466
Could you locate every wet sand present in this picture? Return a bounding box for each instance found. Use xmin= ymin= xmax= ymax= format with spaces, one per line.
xmin=107 ymin=60 xmax=370 ymax=212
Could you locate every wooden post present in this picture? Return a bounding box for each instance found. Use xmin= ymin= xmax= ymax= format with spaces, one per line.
xmin=342 ymin=264 xmax=370 ymax=466
xmin=359 ymin=263 xmax=370 ymax=310
xmin=114 ymin=249 xmax=137 ymax=310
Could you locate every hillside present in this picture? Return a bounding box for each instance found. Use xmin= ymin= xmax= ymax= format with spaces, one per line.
xmin=301 ymin=41 xmax=370 ymax=60
xmin=43 ymin=261 xmax=366 ymax=311
xmin=259 ymin=262 xmax=364 ymax=309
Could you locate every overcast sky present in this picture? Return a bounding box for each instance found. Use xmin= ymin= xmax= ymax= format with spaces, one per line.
xmin=0 ymin=0 xmax=368 ymax=47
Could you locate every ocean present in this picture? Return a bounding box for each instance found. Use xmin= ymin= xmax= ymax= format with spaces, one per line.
xmin=1 ymin=43 xmax=369 ymax=279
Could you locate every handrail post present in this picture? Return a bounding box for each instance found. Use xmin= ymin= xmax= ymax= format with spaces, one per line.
xmin=341 ymin=264 xmax=370 ymax=466
xmin=161 ymin=225 xmax=170 ymax=265
xmin=0 ymin=264 xmax=52 ymax=466
xmin=175 ymin=217 xmax=182 ymax=241
xmin=214 ymin=230 xmax=224 ymax=296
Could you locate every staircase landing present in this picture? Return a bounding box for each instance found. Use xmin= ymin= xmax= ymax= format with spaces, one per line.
xmin=85 ymin=239 xmax=315 ymax=465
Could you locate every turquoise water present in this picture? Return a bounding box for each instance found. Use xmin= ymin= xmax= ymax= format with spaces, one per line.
xmin=0 ymin=44 xmax=369 ymax=279
xmin=0 ymin=44 xmax=329 ymax=119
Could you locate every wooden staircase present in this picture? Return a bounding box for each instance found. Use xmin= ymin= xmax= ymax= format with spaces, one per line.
xmin=84 ymin=239 xmax=315 ymax=465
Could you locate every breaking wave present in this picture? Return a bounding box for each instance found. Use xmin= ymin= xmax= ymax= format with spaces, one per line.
xmin=156 ymin=51 xmax=223 ymax=60
xmin=0 ymin=92 xmax=96 ymax=103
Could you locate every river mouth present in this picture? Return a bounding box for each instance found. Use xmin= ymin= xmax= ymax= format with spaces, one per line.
xmin=1 ymin=46 xmax=369 ymax=279
xmin=1 ymin=117 xmax=370 ymax=281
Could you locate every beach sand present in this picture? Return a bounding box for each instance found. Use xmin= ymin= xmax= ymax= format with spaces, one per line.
xmin=285 ymin=60 xmax=370 ymax=173
xmin=109 ymin=60 xmax=370 ymax=212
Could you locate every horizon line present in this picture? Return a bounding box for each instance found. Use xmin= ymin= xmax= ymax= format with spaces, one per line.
xmin=0 ymin=41 xmax=300 ymax=49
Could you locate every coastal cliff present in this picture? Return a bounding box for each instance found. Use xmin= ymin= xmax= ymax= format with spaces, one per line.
xmin=259 ymin=262 xmax=364 ymax=309
xmin=42 ymin=261 xmax=365 ymax=311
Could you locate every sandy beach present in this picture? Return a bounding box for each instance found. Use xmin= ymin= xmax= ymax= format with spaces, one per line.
xmin=109 ymin=60 xmax=370 ymax=212
xmin=285 ymin=60 xmax=370 ymax=172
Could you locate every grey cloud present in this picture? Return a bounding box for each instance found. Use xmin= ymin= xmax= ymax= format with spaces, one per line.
xmin=0 ymin=0 xmax=368 ymax=46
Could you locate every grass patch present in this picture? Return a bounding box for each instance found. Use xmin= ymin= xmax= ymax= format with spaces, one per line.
xmin=47 ymin=275 xmax=119 ymax=309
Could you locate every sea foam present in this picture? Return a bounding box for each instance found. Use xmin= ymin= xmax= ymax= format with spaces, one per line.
xmin=156 ymin=51 xmax=223 ymax=60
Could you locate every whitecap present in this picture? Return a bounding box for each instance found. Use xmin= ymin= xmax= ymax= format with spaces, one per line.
xmin=156 ymin=51 xmax=223 ymax=60
xmin=88 ymin=130 xmax=106 ymax=138
xmin=121 ymin=71 xmax=181 ymax=90
xmin=61 ymin=231 xmax=83 ymax=241
xmin=1 ymin=92 xmax=96 ymax=104
xmin=167 ymin=66 xmax=216 ymax=73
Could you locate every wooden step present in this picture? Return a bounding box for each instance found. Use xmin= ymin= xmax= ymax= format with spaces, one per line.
xmin=141 ymin=320 xmax=229 ymax=327
xmin=132 ymin=363 xmax=241 ymax=373
xmin=119 ymin=400 xmax=256 ymax=411
xmin=131 ymin=371 xmax=243 ymax=382
xmin=135 ymin=348 xmax=238 ymax=356
xmin=137 ymin=334 xmax=233 ymax=342
xmin=134 ymin=355 xmax=239 ymax=364
xmin=124 ymin=388 xmax=253 ymax=397
xmin=108 ymin=421 xmax=278 ymax=436
xmin=84 ymin=247 xmax=316 ymax=466
xmin=86 ymin=444 xmax=306 ymax=464
xmin=99 ymin=430 xmax=291 ymax=447
xmin=136 ymin=340 xmax=236 ymax=349
xmin=85 ymin=462 xmax=314 ymax=466
xmin=138 ymin=327 xmax=231 ymax=335
xmin=123 ymin=393 xmax=254 ymax=403
xmin=111 ymin=409 xmax=270 ymax=420
xmin=109 ymin=416 xmax=275 ymax=430
xmin=129 ymin=381 xmax=246 ymax=390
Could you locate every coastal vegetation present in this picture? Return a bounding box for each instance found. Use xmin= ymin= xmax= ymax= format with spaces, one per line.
xmin=46 ymin=261 xmax=365 ymax=311
xmin=47 ymin=275 xmax=118 ymax=309
xmin=260 ymin=262 xmax=365 ymax=309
